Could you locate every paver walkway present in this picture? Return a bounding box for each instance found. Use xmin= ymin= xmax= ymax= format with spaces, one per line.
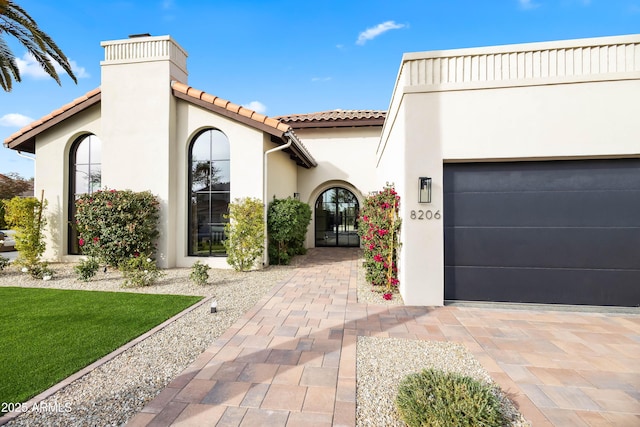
xmin=128 ymin=248 xmax=640 ymax=426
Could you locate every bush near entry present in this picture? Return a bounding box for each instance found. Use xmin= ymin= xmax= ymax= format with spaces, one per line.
xmin=223 ymin=197 xmax=264 ymax=271
xmin=267 ymin=198 xmax=311 ymax=265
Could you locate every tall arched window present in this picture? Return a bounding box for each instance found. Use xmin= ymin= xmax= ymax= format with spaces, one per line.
xmin=188 ymin=129 xmax=230 ymax=256
xmin=68 ymin=134 xmax=101 ymax=254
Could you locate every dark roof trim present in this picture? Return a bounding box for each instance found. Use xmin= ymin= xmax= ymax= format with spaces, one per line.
xmin=171 ymin=86 xmax=316 ymax=168
xmin=4 ymin=90 xmax=102 ymax=154
xmin=172 ymin=89 xmax=287 ymax=139
xmin=283 ymin=117 xmax=385 ymax=129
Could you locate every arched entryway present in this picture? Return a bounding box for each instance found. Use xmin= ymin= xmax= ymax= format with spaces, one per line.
xmin=315 ymin=187 xmax=360 ymax=247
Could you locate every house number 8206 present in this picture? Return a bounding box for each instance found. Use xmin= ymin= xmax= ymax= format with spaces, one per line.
xmin=410 ymin=210 xmax=441 ymax=220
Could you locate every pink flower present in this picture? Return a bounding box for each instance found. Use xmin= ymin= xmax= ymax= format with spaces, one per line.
xmin=373 ymin=254 xmax=384 ymax=262
xmin=389 ymin=277 xmax=399 ymax=286
xmin=362 ymin=215 xmax=369 ymax=222
xmin=78 ymin=238 xmax=85 ymax=246
xmin=368 ymin=243 xmax=375 ymax=250
xmin=93 ymin=237 xmax=99 ymax=242
xmin=133 ymin=251 xmax=140 ymax=257
xmin=383 ymin=293 xmax=393 ymax=300
xmin=378 ymin=229 xmax=388 ymax=236
xmin=381 ymin=202 xmax=390 ymax=209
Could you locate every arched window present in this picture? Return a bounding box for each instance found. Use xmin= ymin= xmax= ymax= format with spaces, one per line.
xmin=68 ymin=134 xmax=101 ymax=254
xmin=188 ymin=129 xmax=230 ymax=256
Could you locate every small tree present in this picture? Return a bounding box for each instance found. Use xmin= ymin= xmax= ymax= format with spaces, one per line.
xmin=3 ymin=193 xmax=48 ymax=275
xmin=223 ymin=197 xmax=264 ymax=271
xmin=267 ymin=198 xmax=311 ymax=265
xmin=0 ymin=173 xmax=33 ymax=229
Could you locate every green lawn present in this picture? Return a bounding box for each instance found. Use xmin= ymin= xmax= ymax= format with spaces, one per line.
xmin=0 ymin=287 xmax=202 ymax=405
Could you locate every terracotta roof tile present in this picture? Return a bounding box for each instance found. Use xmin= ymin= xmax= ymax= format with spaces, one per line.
xmin=4 ymin=87 xmax=102 ymax=153
xmin=277 ymin=109 xmax=386 ymax=124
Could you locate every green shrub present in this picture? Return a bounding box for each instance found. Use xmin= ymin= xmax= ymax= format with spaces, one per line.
xmin=0 ymin=255 xmax=9 ymax=271
xmin=119 ymin=255 xmax=164 ymax=287
xmin=3 ymin=195 xmax=48 ymax=275
xmin=74 ymin=257 xmax=100 ymax=282
xmin=223 ymin=197 xmax=264 ymax=271
xmin=267 ymin=198 xmax=311 ymax=265
xmin=75 ymin=189 xmax=160 ymax=268
xmin=189 ymin=260 xmax=211 ymax=285
xmin=357 ymin=185 xmax=401 ymax=299
xmin=396 ymin=369 xmax=508 ymax=427
xmin=27 ymin=262 xmax=54 ymax=280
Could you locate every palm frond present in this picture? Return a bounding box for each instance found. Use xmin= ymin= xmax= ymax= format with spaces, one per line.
xmin=0 ymin=35 xmax=19 ymax=91
xmin=0 ymin=0 xmax=77 ymax=91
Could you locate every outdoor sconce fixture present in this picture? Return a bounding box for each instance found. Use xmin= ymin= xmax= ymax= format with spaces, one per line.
xmin=419 ymin=177 xmax=432 ymax=203
xmin=293 ymin=192 xmax=300 ymax=201
xmin=210 ymin=300 xmax=218 ymax=313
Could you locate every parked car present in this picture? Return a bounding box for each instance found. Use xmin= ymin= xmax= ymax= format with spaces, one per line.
xmin=0 ymin=230 xmax=16 ymax=252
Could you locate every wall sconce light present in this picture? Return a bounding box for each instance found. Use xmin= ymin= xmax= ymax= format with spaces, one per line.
xmin=419 ymin=177 xmax=432 ymax=203
xmin=293 ymin=192 xmax=300 ymax=201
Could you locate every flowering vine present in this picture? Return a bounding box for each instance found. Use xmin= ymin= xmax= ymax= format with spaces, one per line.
xmin=357 ymin=184 xmax=401 ymax=300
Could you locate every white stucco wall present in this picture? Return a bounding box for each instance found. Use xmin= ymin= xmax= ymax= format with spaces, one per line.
xmin=99 ymin=36 xmax=188 ymax=268
xmin=35 ymin=105 xmax=101 ymax=262
xmin=172 ymin=101 xmax=271 ymax=269
xmin=380 ymin=34 xmax=640 ymax=306
xmin=296 ymin=127 xmax=380 ymax=248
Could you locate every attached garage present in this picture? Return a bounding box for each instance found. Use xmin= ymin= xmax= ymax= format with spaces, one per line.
xmin=444 ymin=159 xmax=640 ymax=307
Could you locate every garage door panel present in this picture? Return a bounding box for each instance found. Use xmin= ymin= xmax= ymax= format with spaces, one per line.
xmin=444 ymin=160 xmax=640 ymax=193
xmin=444 ymin=190 xmax=640 ymax=227
xmin=444 ymin=159 xmax=640 ymax=306
xmin=445 ymin=266 xmax=639 ymax=306
xmin=445 ymin=227 xmax=640 ymax=270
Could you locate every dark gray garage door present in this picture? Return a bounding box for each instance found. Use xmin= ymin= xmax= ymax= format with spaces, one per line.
xmin=444 ymin=159 xmax=640 ymax=307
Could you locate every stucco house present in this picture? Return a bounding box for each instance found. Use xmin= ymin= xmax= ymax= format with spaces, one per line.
xmin=4 ymin=34 xmax=640 ymax=307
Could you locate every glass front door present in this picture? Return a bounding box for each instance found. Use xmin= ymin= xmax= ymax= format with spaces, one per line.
xmin=315 ymin=187 xmax=360 ymax=247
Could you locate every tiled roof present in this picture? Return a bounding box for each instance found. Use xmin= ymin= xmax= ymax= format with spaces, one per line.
xmin=4 ymin=88 xmax=102 ymax=153
xmin=4 ymin=82 xmax=316 ymax=168
xmin=276 ymin=110 xmax=386 ymax=128
xmin=171 ymin=82 xmax=316 ymax=168
xmin=171 ymin=81 xmax=291 ymax=134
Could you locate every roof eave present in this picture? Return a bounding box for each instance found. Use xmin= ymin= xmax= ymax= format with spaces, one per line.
xmin=285 ymin=117 xmax=386 ymax=129
xmin=173 ymin=88 xmax=317 ymax=169
xmin=4 ymin=92 xmax=102 ymax=154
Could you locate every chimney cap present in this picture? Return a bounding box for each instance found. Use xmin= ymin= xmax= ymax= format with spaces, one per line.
xmin=128 ymin=33 xmax=151 ymax=38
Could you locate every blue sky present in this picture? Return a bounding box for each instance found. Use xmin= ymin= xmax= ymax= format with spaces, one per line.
xmin=1 ymin=0 xmax=638 ymax=179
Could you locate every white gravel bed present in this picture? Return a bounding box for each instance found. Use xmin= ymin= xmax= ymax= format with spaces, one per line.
xmin=0 ymin=261 xmax=298 ymax=427
xmin=356 ymin=336 xmax=531 ymax=427
xmin=355 ymin=260 xmax=529 ymax=427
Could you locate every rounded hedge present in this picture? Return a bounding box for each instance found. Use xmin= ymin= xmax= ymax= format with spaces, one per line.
xmin=396 ymin=369 xmax=508 ymax=427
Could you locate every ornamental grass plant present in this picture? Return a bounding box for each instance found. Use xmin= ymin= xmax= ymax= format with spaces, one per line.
xmin=396 ymin=368 xmax=509 ymax=427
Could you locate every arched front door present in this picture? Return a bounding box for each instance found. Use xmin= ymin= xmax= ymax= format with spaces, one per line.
xmin=315 ymin=187 xmax=360 ymax=247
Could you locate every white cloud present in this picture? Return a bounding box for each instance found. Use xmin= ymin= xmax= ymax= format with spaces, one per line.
xmin=518 ymin=0 xmax=540 ymax=10
xmin=356 ymin=20 xmax=406 ymax=45
xmin=243 ymin=101 xmax=267 ymax=114
xmin=0 ymin=113 xmax=34 ymax=127
xmin=311 ymin=77 xmax=332 ymax=82
xmin=161 ymin=0 xmax=174 ymax=9
xmin=16 ymin=52 xmax=90 ymax=80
